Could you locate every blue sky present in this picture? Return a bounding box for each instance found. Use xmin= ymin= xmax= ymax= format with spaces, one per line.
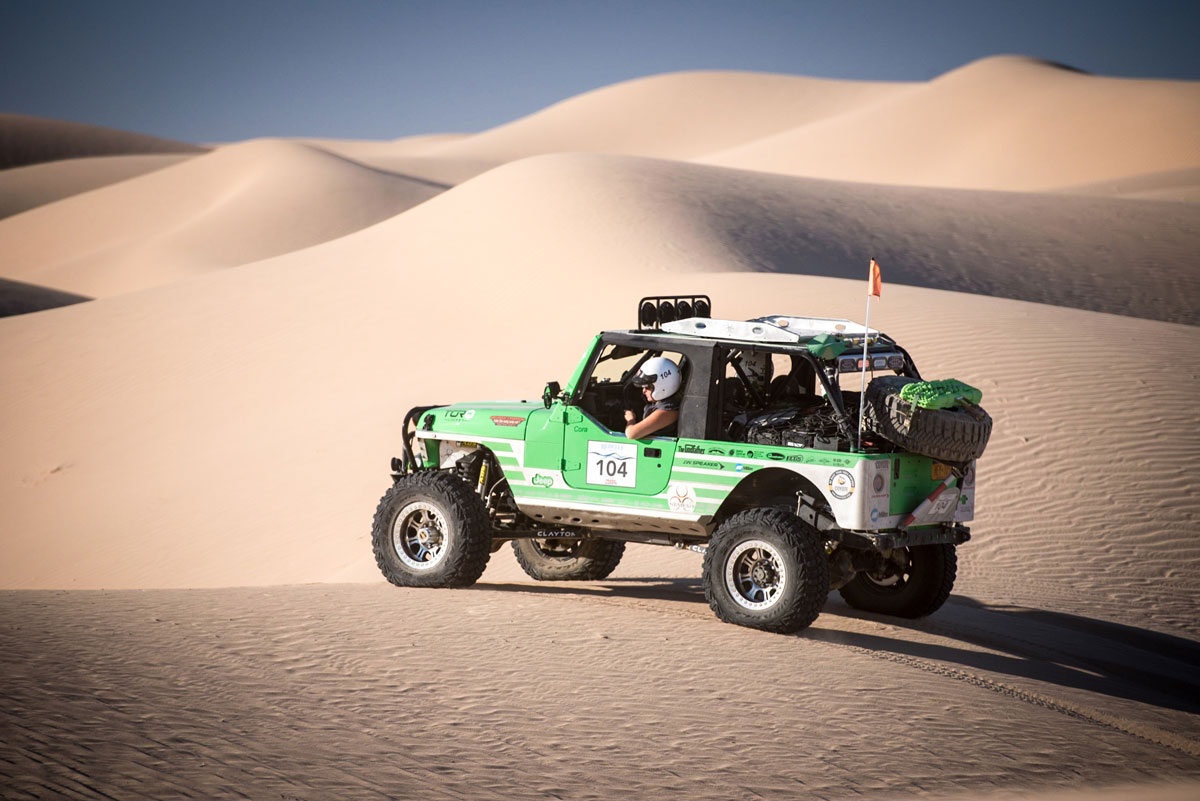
xmin=1 ymin=0 xmax=1197 ymax=143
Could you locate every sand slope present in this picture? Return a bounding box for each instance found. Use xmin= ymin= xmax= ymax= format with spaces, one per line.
xmin=3 ymin=584 xmax=1198 ymax=800
xmin=423 ymin=70 xmax=914 ymax=165
xmin=0 ymin=139 xmax=446 ymax=296
xmin=406 ymin=154 xmax=1199 ymax=324
xmin=0 ymin=277 xmax=89 ymax=317
xmin=0 ymin=113 xmax=206 ymax=170
xmin=704 ymin=56 xmax=1200 ymax=191
xmin=0 ymin=153 xmax=197 ymax=219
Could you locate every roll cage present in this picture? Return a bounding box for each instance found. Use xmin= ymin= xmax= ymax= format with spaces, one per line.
xmin=568 ymin=329 xmax=922 ymax=446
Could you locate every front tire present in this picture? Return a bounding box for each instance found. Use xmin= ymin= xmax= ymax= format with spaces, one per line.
xmin=838 ymin=543 xmax=956 ymax=618
xmin=703 ymin=509 xmax=830 ymax=633
xmin=511 ymin=538 xmax=626 ymax=581
xmin=372 ymin=471 xmax=493 ymax=588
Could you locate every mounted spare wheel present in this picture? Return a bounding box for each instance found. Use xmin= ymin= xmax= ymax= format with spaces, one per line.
xmin=863 ymin=376 xmax=992 ymax=463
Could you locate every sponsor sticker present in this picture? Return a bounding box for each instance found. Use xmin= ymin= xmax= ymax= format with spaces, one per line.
xmin=829 ymin=469 xmax=856 ymax=499
xmin=490 ymin=415 xmax=525 ymax=427
xmin=680 ymin=459 xmax=724 ymax=470
xmin=532 ymin=474 xmax=554 ymax=488
xmin=667 ymin=483 xmax=697 ymax=513
xmin=871 ymin=460 xmax=890 ymax=499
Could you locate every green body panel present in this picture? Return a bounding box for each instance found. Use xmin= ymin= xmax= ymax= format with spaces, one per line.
xmin=522 ymin=407 xmax=563 ymax=470
xmin=889 ymin=455 xmax=949 ymax=515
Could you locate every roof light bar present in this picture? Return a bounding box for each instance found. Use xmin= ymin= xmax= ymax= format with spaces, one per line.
xmin=638 ymin=295 xmax=711 ymax=329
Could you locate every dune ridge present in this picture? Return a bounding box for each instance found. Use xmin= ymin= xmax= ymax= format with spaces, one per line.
xmin=0 ymin=113 xmax=206 ymax=170
xmin=0 ymin=153 xmax=197 ymax=219
xmin=703 ymin=56 xmax=1200 ymax=192
xmin=0 ymin=139 xmax=447 ymax=296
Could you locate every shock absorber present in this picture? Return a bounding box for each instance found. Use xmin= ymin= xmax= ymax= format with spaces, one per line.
xmin=476 ymin=457 xmax=489 ymax=499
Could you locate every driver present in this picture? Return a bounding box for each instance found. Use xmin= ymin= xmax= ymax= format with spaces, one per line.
xmin=624 ymin=356 xmax=681 ymax=438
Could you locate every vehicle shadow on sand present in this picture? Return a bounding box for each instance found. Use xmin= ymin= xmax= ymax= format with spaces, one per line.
xmin=478 ymin=579 xmax=1200 ymax=715
xmin=813 ymin=596 xmax=1200 ymax=715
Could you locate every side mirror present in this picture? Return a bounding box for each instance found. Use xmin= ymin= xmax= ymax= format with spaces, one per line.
xmin=543 ymin=381 xmax=562 ymax=409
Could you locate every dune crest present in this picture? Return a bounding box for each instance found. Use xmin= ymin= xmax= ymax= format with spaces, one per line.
xmin=702 ymin=55 xmax=1200 ymax=191
xmin=422 ymin=69 xmax=915 ymax=164
xmin=0 ymin=113 xmax=206 ymax=170
xmin=0 ymin=138 xmax=447 ymax=297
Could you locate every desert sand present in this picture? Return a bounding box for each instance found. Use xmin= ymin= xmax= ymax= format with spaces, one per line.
xmin=1 ymin=57 xmax=1198 ymax=799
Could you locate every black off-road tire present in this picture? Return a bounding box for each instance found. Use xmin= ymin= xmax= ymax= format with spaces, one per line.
xmin=372 ymin=471 xmax=493 ymax=588
xmin=864 ymin=375 xmax=992 ymax=463
xmin=838 ymin=543 xmax=956 ymax=618
xmin=511 ymin=538 xmax=626 ymax=581
xmin=703 ymin=509 xmax=830 ymax=633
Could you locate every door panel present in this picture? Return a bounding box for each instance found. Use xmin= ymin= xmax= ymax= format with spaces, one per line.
xmin=562 ymin=406 xmax=676 ymax=495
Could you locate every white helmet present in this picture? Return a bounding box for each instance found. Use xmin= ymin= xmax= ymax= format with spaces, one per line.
xmin=633 ymin=356 xmax=682 ymax=401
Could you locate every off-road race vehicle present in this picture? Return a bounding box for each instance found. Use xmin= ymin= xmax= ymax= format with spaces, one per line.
xmin=372 ymin=296 xmax=992 ymax=633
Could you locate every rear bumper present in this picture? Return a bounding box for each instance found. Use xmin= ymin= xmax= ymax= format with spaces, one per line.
xmin=834 ymin=524 xmax=971 ymax=551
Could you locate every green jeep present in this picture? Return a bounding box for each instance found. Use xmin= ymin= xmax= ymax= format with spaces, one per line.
xmin=372 ymin=296 xmax=992 ymax=633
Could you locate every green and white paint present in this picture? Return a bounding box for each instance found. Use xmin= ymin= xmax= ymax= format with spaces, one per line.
xmin=412 ymin=400 xmax=975 ymax=535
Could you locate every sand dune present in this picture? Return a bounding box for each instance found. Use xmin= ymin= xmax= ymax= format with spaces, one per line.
xmin=421 ymin=70 xmax=914 ymax=166
xmin=1058 ymin=166 xmax=1200 ymax=203
xmin=405 ymin=153 xmax=1199 ymax=324
xmin=703 ymin=56 xmax=1200 ymax=191
xmin=0 ymin=153 xmax=197 ymax=219
xmin=0 ymin=113 xmax=206 ymax=170
xmin=0 ymin=277 xmax=89 ymax=317
xmin=0 ymin=138 xmax=447 ymax=296
xmin=2 ymin=59 xmax=1198 ymax=800
xmin=1 ymin=180 xmax=1197 ymax=639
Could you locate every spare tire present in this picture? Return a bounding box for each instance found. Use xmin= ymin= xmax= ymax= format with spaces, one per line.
xmin=863 ymin=376 xmax=992 ymax=463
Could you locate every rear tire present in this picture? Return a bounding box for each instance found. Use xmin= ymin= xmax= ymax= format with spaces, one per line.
xmin=838 ymin=543 xmax=956 ymax=618
xmin=372 ymin=471 xmax=493 ymax=588
xmin=511 ymin=538 xmax=626 ymax=581
xmin=703 ymin=509 xmax=829 ymax=633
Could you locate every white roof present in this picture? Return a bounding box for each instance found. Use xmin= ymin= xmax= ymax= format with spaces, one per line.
xmin=661 ymin=315 xmax=877 ymax=344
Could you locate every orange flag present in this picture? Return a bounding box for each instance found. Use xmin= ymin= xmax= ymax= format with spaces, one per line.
xmin=868 ymin=258 xmax=882 ymax=297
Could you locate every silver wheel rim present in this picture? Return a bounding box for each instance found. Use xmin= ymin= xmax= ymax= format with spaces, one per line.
xmin=725 ymin=539 xmax=787 ymax=610
xmin=393 ymin=501 xmax=449 ymax=570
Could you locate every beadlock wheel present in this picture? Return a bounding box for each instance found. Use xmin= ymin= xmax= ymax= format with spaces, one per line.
xmin=371 ymin=471 xmax=493 ymax=588
xmin=392 ymin=501 xmax=448 ymax=570
xmin=725 ymin=539 xmax=788 ymax=610
xmin=702 ymin=508 xmax=829 ymax=633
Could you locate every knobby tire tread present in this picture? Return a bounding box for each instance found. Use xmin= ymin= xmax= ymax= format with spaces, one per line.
xmin=372 ymin=470 xmax=493 ymax=588
xmin=703 ymin=508 xmax=829 ymax=634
